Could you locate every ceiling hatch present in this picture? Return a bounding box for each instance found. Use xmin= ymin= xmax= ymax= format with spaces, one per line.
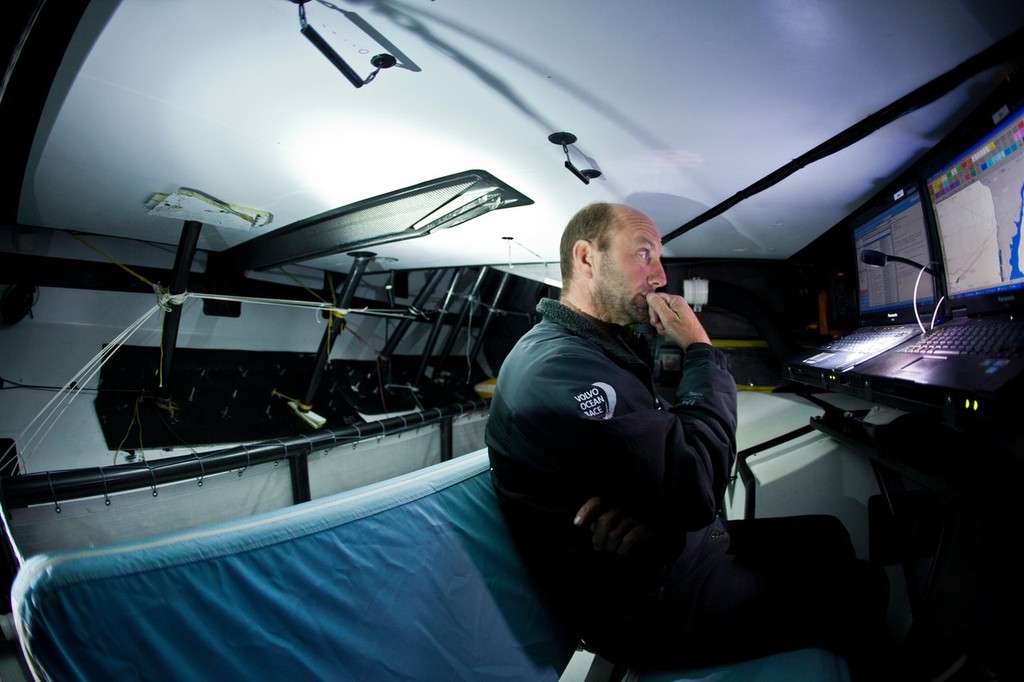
xmin=226 ymin=169 xmax=532 ymax=271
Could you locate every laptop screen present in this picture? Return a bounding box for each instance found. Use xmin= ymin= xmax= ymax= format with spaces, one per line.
xmin=925 ymin=103 xmax=1024 ymax=316
xmin=851 ymin=185 xmax=936 ymax=326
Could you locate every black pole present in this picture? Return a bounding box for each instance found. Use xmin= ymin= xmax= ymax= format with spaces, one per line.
xmin=289 ymin=455 xmax=312 ymax=505
xmin=301 ymin=252 xmax=375 ymax=408
xmin=464 ymin=270 xmax=511 ymax=380
xmin=413 ymin=268 xmax=465 ymax=387
xmin=436 ymin=267 xmax=489 ymax=371
xmin=159 ymin=220 xmax=202 ymax=398
xmin=380 ymin=268 xmax=447 ymax=360
xmin=439 ymin=417 xmax=453 ymax=462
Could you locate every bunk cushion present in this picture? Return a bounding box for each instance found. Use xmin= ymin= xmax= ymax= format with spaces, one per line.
xmin=11 ymin=450 xmax=577 ymax=681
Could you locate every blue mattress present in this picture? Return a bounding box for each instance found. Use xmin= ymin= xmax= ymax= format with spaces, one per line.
xmin=11 ymin=450 xmax=577 ymax=681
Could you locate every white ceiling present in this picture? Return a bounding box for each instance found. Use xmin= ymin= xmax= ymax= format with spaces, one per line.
xmin=10 ymin=0 xmax=1024 ymax=280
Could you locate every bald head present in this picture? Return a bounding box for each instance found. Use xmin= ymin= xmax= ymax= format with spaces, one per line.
xmin=558 ymin=203 xmax=667 ymax=325
xmin=560 ymin=203 xmax=650 ymax=290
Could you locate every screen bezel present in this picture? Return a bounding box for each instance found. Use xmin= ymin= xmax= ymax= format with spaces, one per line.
xmin=919 ymin=97 xmax=1024 ymax=318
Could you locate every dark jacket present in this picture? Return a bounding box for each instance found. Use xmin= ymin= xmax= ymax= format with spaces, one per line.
xmin=486 ymin=298 xmax=737 ymax=647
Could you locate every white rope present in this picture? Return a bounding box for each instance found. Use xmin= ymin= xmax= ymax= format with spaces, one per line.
xmin=156 ymin=287 xmax=188 ymax=311
xmin=0 ymin=303 xmax=164 ymax=569
xmin=168 ymin=290 xmax=425 ymax=320
xmin=2 ymin=287 xmax=424 ymax=472
xmin=1 ymin=304 xmax=164 ymax=474
xmin=1 ymin=291 xmax=362 ymax=475
xmin=184 ymin=291 xmax=347 ymax=315
xmin=0 ymin=287 xmax=424 ymax=564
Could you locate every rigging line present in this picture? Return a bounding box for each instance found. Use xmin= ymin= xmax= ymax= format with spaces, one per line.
xmin=0 ymin=378 xmax=108 ymax=392
xmin=509 ymin=238 xmax=543 ymax=259
xmin=172 ymin=290 xmax=426 ymax=321
xmin=336 ymin=324 xmax=389 ymax=414
xmin=2 ymin=303 xmax=163 ymax=472
xmin=114 ymin=396 xmax=145 ymax=466
xmin=0 ymin=493 xmax=25 ymax=568
xmin=374 ymin=354 xmax=389 ymax=416
xmin=276 ymin=266 xmax=332 ymax=305
xmin=20 ymin=333 xmax=139 ymax=468
xmin=181 ymin=291 xmax=347 ymax=315
xmin=662 ymin=27 xmax=1024 ymax=245
xmin=5 ymin=304 xmax=160 ymax=468
xmin=68 ymin=232 xmax=158 ymax=289
xmin=342 ymin=325 xmax=384 ymax=360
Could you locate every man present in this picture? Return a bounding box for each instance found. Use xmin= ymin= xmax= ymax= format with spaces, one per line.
xmin=485 ymin=202 xmax=890 ymax=676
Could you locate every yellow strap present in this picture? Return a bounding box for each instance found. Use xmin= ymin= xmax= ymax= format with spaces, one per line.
xmin=271 ymin=388 xmax=312 ymax=411
xmin=70 ymin=232 xmax=158 ymax=289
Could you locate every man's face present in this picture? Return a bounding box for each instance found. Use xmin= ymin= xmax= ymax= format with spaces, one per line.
xmin=591 ymin=211 xmax=667 ymax=325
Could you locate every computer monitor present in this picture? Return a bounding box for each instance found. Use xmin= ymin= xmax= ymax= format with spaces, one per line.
xmin=924 ymin=102 xmax=1024 ymax=317
xmin=851 ymin=183 xmax=936 ymax=326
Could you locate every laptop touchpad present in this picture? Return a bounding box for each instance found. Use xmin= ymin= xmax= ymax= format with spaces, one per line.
xmin=898 ymin=356 xmax=944 ymax=376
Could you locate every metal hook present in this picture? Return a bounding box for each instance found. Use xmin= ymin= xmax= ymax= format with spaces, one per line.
xmin=47 ymin=471 xmax=61 ymax=513
xmin=145 ymin=461 xmax=158 ymax=497
xmin=98 ymin=467 xmax=111 ymax=506
xmin=193 ymin=452 xmax=205 ymax=487
xmin=238 ymin=444 xmax=251 ymax=477
xmin=275 ymin=440 xmax=289 ymax=466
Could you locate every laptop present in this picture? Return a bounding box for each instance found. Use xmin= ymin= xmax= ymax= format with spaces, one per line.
xmin=852 ymin=101 xmax=1024 ymax=410
xmin=783 ymin=184 xmax=935 ymax=383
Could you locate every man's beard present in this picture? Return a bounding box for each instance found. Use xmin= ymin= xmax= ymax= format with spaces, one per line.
xmin=592 ymin=270 xmax=648 ymax=326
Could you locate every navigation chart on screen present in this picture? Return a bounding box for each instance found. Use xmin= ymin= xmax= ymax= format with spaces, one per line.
xmin=928 ymin=106 xmax=1024 ymax=299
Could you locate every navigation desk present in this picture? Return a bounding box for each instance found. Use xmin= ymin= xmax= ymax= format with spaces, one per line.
xmin=771 ymin=383 xmax=1024 ymax=678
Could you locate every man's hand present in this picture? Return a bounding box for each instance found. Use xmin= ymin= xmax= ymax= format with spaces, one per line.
xmin=574 ymin=496 xmax=653 ymax=555
xmin=646 ymin=292 xmax=710 ymax=349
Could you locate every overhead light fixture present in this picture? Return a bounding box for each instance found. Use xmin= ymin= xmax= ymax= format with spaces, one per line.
xmin=548 ymin=132 xmax=601 ymax=185
xmin=293 ymin=0 xmax=397 ymax=88
xmin=225 ymin=170 xmax=533 ymax=272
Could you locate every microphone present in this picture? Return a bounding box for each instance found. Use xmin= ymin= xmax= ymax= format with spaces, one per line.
xmin=860 ymin=249 xmax=936 ymax=276
xmin=860 ymin=249 xmax=943 ymax=333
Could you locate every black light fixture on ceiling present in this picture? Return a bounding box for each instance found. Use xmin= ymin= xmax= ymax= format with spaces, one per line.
xmin=293 ymin=0 xmax=397 ymax=88
xmin=548 ymin=132 xmax=602 ymax=185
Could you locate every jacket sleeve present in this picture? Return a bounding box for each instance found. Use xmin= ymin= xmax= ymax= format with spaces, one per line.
xmin=665 ymin=343 xmax=737 ymax=526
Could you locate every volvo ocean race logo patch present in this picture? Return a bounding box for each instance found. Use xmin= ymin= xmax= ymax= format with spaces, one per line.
xmin=572 ymin=381 xmax=616 ymax=420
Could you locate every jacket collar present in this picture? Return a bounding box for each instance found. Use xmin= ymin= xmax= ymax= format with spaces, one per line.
xmin=536 ymin=298 xmax=649 ymax=369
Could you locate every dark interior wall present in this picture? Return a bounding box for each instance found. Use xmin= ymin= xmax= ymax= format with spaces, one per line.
xmin=663 ymin=259 xmax=827 ymax=346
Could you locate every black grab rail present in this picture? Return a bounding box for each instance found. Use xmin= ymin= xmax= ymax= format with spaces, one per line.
xmin=0 ymin=400 xmax=488 ymax=509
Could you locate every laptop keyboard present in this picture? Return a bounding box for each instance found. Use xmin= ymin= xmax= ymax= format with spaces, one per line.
xmin=823 ymin=325 xmax=919 ymax=353
xmin=899 ymin=319 xmax=1024 ymax=357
